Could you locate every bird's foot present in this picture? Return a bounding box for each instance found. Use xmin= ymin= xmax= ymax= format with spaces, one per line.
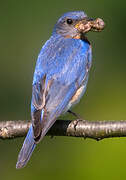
xmin=67 ymin=110 xmax=82 ymax=119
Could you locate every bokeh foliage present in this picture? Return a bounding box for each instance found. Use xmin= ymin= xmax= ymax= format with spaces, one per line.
xmin=0 ymin=0 xmax=126 ymax=179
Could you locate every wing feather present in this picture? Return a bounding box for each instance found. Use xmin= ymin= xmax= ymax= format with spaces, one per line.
xmin=31 ymin=36 xmax=92 ymax=142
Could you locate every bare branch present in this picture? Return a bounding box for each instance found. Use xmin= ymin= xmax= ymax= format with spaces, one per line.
xmin=0 ymin=120 xmax=126 ymax=141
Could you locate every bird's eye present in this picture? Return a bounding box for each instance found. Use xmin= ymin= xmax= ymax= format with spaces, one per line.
xmin=66 ymin=19 xmax=73 ymax=25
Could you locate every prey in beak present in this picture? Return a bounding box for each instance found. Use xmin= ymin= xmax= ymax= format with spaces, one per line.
xmin=74 ymin=17 xmax=105 ymax=39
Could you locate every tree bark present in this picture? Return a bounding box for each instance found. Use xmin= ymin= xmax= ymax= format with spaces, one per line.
xmin=0 ymin=120 xmax=126 ymax=141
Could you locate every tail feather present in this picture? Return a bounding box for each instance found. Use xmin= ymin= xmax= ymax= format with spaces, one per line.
xmin=16 ymin=125 xmax=36 ymax=169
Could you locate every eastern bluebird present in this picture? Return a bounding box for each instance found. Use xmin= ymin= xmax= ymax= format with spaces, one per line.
xmin=16 ymin=11 xmax=105 ymax=169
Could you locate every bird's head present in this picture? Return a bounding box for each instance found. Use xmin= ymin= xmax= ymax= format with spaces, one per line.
xmin=53 ymin=11 xmax=105 ymax=39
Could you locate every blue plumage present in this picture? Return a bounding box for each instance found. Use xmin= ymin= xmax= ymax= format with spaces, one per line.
xmin=16 ymin=125 xmax=36 ymax=168
xmin=16 ymin=11 xmax=93 ymax=169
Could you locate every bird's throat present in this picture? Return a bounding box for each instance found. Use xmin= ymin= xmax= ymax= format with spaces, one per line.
xmin=73 ymin=34 xmax=90 ymax=44
xmin=64 ymin=34 xmax=90 ymax=44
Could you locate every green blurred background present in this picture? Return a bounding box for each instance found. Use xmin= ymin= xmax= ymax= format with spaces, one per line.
xmin=0 ymin=0 xmax=126 ymax=179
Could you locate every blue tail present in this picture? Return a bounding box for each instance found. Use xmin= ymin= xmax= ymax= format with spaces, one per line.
xmin=16 ymin=125 xmax=36 ymax=169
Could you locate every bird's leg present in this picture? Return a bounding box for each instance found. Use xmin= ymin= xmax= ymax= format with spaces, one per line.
xmin=67 ymin=110 xmax=81 ymax=119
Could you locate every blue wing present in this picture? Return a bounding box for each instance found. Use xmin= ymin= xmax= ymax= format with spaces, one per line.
xmin=16 ymin=34 xmax=92 ymax=168
xmin=32 ymin=34 xmax=92 ymax=140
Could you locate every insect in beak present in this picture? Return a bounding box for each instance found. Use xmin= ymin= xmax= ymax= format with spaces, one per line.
xmin=75 ymin=17 xmax=105 ymax=33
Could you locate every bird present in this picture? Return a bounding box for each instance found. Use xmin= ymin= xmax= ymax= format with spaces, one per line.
xmin=16 ymin=11 xmax=105 ymax=169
